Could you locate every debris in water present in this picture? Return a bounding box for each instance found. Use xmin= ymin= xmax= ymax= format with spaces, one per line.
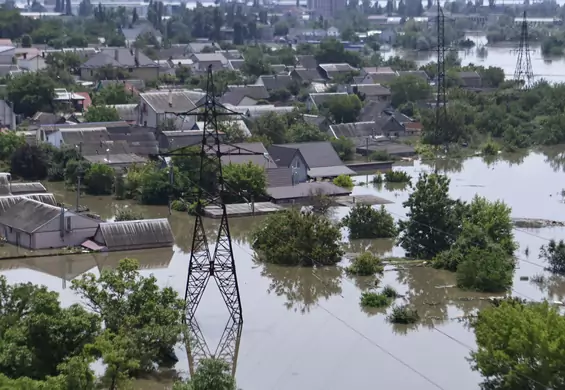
xmin=519 ymin=276 xmax=529 ymax=281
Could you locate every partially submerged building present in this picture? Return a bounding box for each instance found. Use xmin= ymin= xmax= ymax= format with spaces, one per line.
xmin=88 ymin=219 xmax=174 ymax=252
xmin=0 ymin=193 xmax=56 ymax=214
xmin=0 ymin=198 xmax=99 ymax=249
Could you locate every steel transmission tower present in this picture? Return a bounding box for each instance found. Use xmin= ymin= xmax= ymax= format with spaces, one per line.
xmin=187 ymin=317 xmax=243 ymax=376
xmin=161 ymin=65 xmax=264 ymax=324
xmin=514 ymin=11 xmax=534 ymax=87
xmin=435 ymin=2 xmax=448 ymax=145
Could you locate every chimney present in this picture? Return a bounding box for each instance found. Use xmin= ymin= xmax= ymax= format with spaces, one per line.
xmin=114 ymin=49 xmax=119 ymax=62
xmin=134 ymin=48 xmax=139 ymax=67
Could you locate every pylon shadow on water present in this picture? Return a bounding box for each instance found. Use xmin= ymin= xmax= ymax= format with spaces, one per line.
xmin=185 ymin=316 xmax=243 ymax=377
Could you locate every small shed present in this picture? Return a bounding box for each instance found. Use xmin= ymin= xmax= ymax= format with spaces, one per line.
xmin=267 ymin=182 xmax=351 ymax=204
xmin=92 ymin=219 xmax=174 ymax=252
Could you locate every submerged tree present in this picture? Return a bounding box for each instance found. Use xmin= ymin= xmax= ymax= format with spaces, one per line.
xmin=397 ymin=173 xmax=465 ymax=259
xmin=342 ymin=204 xmax=396 ymax=239
xmin=540 ymin=239 xmax=565 ymax=274
xmin=251 ymin=209 xmax=343 ymax=266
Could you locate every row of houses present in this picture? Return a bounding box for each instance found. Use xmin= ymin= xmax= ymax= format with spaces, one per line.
xmin=0 ymin=175 xmax=175 ymax=251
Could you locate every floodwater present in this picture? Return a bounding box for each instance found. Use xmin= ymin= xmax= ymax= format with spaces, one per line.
xmin=387 ymin=34 xmax=565 ymax=83
xmin=1 ymin=150 xmax=565 ymax=390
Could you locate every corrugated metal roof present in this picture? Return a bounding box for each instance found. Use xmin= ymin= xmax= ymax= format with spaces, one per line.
xmin=0 ymin=193 xmax=56 ymax=213
xmin=96 ymin=219 xmax=174 ymax=250
xmin=10 ymin=182 xmax=47 ymax=194
xmin=0 ymin=198 xmax=61 ymax=233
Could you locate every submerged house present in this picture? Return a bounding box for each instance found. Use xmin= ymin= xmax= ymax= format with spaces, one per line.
xmin=0 ymin=199 xmax=99 ymax=249
xmin=88 ymin=219 xmax=174 ymax=252
xmin=9 ymin=182 xmax=47 ymax=195
xmin=0 ymin=193 xmax=56 ymax=214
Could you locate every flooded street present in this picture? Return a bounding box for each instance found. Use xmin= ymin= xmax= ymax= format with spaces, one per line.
xmin=1 ymin=150 xmax=565 ymax=389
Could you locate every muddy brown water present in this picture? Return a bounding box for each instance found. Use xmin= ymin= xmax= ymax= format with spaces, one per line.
xmin=1 ymin=150 xmax=565 ymax=390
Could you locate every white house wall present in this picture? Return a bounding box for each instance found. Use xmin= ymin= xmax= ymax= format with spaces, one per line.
xmin=291 ymin=154 xmax=308 ymax=183
xmin=33 ymin=211 xmax=99 ymax=250
xmin=1 ymin=226 xmax=32 ymax=248
xmin=46 ymin=130 xmax=63 ymax=148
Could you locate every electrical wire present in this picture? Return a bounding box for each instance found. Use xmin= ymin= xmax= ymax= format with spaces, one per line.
xmin=232 ymin=240 xmax=448 ymax=390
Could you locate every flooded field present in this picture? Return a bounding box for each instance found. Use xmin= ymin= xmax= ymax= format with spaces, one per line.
xmin=1 ymin=150 xmax=565 ymax=390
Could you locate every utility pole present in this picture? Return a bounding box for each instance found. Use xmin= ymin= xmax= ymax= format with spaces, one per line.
xmin=75 ymin=166 xmax=82 ymax=212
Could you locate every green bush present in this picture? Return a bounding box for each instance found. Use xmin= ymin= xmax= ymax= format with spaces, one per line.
xmin=382 ymin=285 xmax=398 ymax=298
xmin=384 ymin=170 xmax=411 ymax=183
xmin=387 ymin=305 xmax=420 ymax=324
xmin=456 ymin=246 xmax=515 ymax=293
xmin=251 ymin=208 xmax=343 ymax=266
xmin=372 ymin=172 xmax=383 ymax=184
xmin=333 ymin=174 xmax=354 ymax=190
xmin=342 ymin=204 xmax=396 ymax=239
xmin=360 ymin=292 xmax=391 ymax=308
xmin=171 ymin=200 xmax=188 ymax=212
xmin=84 ymin=163 xmax=115 ymax=195
xmin=481 ymin=137 xmax=500 ymax=156
xmin=370 ymin=150 xmax=392 ymax=161
xmin=115 ymin=208 xmax=144 ymax=222
xmin=346 ymin=252 xmax=383 ymax=276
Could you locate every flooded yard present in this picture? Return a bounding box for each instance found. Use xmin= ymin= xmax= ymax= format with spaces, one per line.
xmin=1 ymin=150 xmax=564 ymax=390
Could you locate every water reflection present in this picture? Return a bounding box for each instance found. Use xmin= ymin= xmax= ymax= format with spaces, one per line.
xmin=384 ymin=181 xmax=410 ymax=192
xmin=421 ymin=157 xmax=465 ymax=173
xmin=169 ymin=214 xmax=260 ymax=253
xmin=259 ymin=263 xmax=343 ymax=313
xmin=395 ymin=266 xmax=498 ymax=330
xmin=390 ymin=322 xmax=419 ymax=336
xmin=0 ymin=249 xmax=174 ymax=289
xmin=530 ymin=273 xmax=565 ymax=301
xmin=541 ymin=147 xmax=565 ymax=173
xmin=186 ymin=317 xmax=242 ymax=377
xmin=347 ymin=238 xmax=395 ymax=255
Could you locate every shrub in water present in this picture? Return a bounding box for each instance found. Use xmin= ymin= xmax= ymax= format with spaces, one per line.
xmin=115 ymin=208 xmax=144 ymax=222
xmin=171 ymin=199 xmax=188 ymax=212
xmin=346 ymin=252 xmax=383 ymax=276
xmin=360 ymin=292 xmax=391 ymax=308
xmin=387 ymin=304 xmax=420 ymax=324
xmin=333 ymin=174 xmax=354 ymax=190
xmin=342 ymin=204 xmax=396 ymax=239
xmin=384 ymin=170 xmax=411 ymax=183
xmin=382 ymin=285 xmax=398 ymax=298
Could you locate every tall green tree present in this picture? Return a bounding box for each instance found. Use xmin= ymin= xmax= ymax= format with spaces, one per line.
xmin=7 ymin=72 xmax=56 ymax=117
xmin=71 ymin=258 xmax=186 ymax=373
xmin=223 ymin=161 xmax=267 ymax=202
xmin=0 ymin=277 xmax=100 ymax=380
xmin=397 ymin=173 xmax=465 ymax=259
xmin=471 ymin=300 xmax=565 ymax=389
